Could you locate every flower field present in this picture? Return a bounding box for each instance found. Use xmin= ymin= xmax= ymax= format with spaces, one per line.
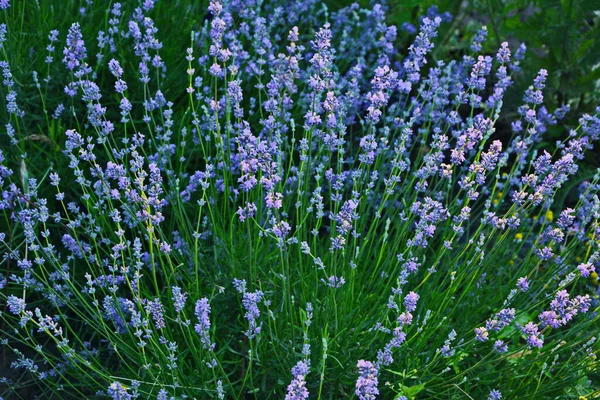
xmin=0 ymin=0 xmax=599 ymax=398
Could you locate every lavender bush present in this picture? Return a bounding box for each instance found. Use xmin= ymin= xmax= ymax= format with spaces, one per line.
xmin=1 ymin=0 xmax=599 ymax=398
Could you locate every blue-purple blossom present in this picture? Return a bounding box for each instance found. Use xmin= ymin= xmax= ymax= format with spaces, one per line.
xmin=577 ymin=262 xmax=595 ymax=278
xmin=471 ymin=26 xmax=488 ymax=52
xmin=63 ymin=23 xmax=87 ymax=71
xmin=285 ymin=361 xmax=310 ymax=400
xmin=107 ymin=382 xmax=132 ymax=400
xmin=7 ymin=295 xmax=26 ymax=314
xmin=355 ymin=360 xmax=379 ymax=400
xmin=194 ymin=298 xmax=215 ymax=350
xmin=403 ymin=292 xmax=419 ymax=312
xmin=171 ymin=286 xmax=187 ymax=313
xmin=516 ymin=277 xmax=529 ymax=292
xmin=475 ymin=327 xmax=489 ymax=342
xmin=145 ymin=298 xmax=166 ymax=330
xmin=493 ymin=340 xmax=508 ymax=354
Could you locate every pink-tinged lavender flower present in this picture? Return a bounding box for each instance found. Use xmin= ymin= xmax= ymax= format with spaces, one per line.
xmin=285 ymin=376 xmax=309 ymax=400
xmin=63 ymin=23 xmax=87 ymax=71
xmin=516 ymin=277 xmax=529 ymax=292
xmin=466 ymin=55 xmax=493 ymax=91
xmin=355 ymin=360 xmax=379 ymax=400
xmin=521 ymin=322 xmax=543 ymax=348
xmin=496 ymin=42 xmax=511 ymax=63
xmin=195 ymin=298 xmax=215 ymax=351
xmin=207 ymin=1 xmax=223 ymax=16
xmin=285 ymin=360 xmax=310 ymax=400
xmin=488 ymin=389 xmax=502 ymax=400
xmin=265 ymin=192 xmax=283 ymax=209
xmin=538 ymin=311 xmax=561 ymax=329
xmin=403 ymin=292 xmax=419 ymax=312
xmin=335 ymin=199 xmax=360 ymax=234
xmin=577 ymin=262 xmax=595 ymax=278
xmin=397 ymin=312 xmax=413 ymax=326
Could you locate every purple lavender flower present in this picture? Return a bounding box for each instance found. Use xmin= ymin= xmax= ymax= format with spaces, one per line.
xmin=195 ymin=298 xmax=214 ymax=350
xmin=474 ymin=327 xmax=489 ymax=342
xmin=63 ymin=23 xmax=87 ymax=71
xmin=0 ymin=24 xmax=7 ymax=49
xmin=516 ymin=277 xmax=529 ymax=292
xmin=322 ymin=275 xmax=345 ymax=288
xmin=7 ymin=295 xmax=26 ymax=314
xmin=466 ymin=55 xmax=492 ymax=91
xmin=521 ymin=322 xmax=543 ymax=348
xmin=488 ymin=389 xmax=502 ymax=400
xmin=496 ymin=42 xmax=511 ymax=63
xmin=233 ymin=281 xmax=264 ymax=339
xmin=145 ymin=298 xmax=166 ymax=330
xmin=285 ymin=360 xmax=310 ymax=400
xmin=524 ymin=69 xmax=547 ymax=105
xmin=355 ymin=360 xmax=379 ymax=400
xmin=0 ymin=0 xmax=9 ymax=10
xmin=577 ymin=262 xmax=595 ymax=278
xmin=487 ymin=309 xmax=516 ymax=332
xmin=107 ymin=382 xmax=132 ymax=400
xmin=510 ymin=43 xmax=526 ymax=71
xmin=397 ymin=312 xmax=413 ymax=326
xmin=493 ymin=340 xmax=508 ymax=354
xmin=403 ymin=292 xmax=419 ymax=312
xmin=157 ymin=388 xmax=168 ymax=400
xmin=285 ymin=376 xmax=309 ymax=400
xmin=470 ymin=26 xmax=488 ymax=52
xmin=404 ymin=16 xmax=442 ymax=83
xmin=171 ymin=286 xmax=187 ymax=313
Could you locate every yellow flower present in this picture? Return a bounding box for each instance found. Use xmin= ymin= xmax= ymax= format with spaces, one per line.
xmin=515 ymin=233 xmax=523 ymax=241
xmin=493 ymin=199 xmax=499 ymax=205
xmin=496 ymin=191 xmax=503 ymax=198
xmin=545 ymin=210 xmax=553 ymax=222
xmin=590 ymin=272 xmax=599 ymax=280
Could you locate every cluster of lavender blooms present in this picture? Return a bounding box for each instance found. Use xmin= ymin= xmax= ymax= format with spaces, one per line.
xmin=1 ymin=0 xmax=599 ymax=398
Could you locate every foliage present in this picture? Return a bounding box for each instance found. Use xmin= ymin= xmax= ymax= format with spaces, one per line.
xmin=0 ymin=1 xmax=599 ymax=399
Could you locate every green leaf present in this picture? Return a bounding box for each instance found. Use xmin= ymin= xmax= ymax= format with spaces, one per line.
xmin=398 ymin=383 xmax=426 ymax=397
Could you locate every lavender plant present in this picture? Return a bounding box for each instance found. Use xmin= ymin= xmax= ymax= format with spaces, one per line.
xmin=1 ymin=1 xmax=599 ymax=399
